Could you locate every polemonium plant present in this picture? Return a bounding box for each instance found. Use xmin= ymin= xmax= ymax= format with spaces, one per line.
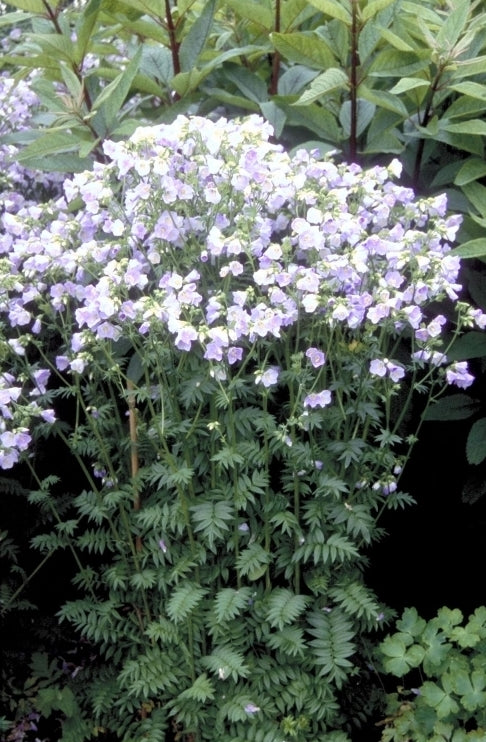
xmin=0 ymin=115 xmax=481 ymax=741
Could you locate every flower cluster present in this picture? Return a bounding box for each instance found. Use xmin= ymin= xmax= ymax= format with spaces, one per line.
xmin=0 ymin=114 xmax=480 ymax=468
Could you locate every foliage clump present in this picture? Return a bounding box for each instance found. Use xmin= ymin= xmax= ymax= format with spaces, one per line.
xmin=0 ymin=114 xmax=482 ymax=740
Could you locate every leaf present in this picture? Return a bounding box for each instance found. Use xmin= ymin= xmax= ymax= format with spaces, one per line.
xmin=396 ymin=607 xmax=427 ymax=637
xmin=265 ymin=589 xmax=308 ymax=630
xmin=293 ymin=68 xmax=348 ymax=105
xmin=177 ymin=673 xmax=215 ymax=703
xmin=462 ymin=182 xmax=486 ymax=218
xmin=453 ymin=669 xmax=486 ymax=712
xmin=307 ymin=0 xmax=352 ymax=23
xmin=222 ymin=64 xmax=268 ymax=104
xmin=75 ymin=0 xmax=102 ymax=64
xmin=91 ymin=47 xmax=142 ymax=134
xmin=2 ymin=0 xmax=52 ymax=10
xmin=436 ymin=0 xmax=470 ymax=52
xmin=202 ymin=646 xmax=250 ymax=682
xmin=213 ymin=587 xmax=252 ymax=624
xmin=451 ymin=238 xmax=486 ymax=259
xmin=236 ymin=543 xmax=271 ymax=580
xmin=339 ymin=98 xmax=376 ymax=137
xmin=376 ymin=26 xmax=415 ymax=52
xmin=389 ymin=77 xmax=430 ymax=95
xmin=166 ymin=582 xmax=207 ymax=623
xmin=424 ymin=394 xmax=479 ymax=422
xmin=420 ymin=681 xmax=459 ymax=719
xmin=225 ymin=0 xmax=273 ymax=28
xmin=360 ymin=0 xmax=395 ymax=23
xmin=368 ymin=50 xmax=430 ymax=78
xmin=271 ymin=31 xmax=336 ymax=70
xmin=179 ymin=0 xmax=216 ymax=73
xmin=442 ymin=119 xmax=486 ymax=136
xmin=449 ymin=81 xmax=486 ymax=101
xmin=466 ymin=418 xmax=486 ymax=465
xmin=260 ymin=101 xmax=286 ymax=138
xmin=380 ymin=634 xmax=425 ymax=677
xmin=454 ymin=157 xmax=486 ymax=186
xmin=277 ymin=65 xmax=318 ymax=96
xmin=448 ymin=331 xmax=486 ymax=361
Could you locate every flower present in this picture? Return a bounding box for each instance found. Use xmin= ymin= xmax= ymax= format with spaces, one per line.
xmin=255 ymin=366 xmax=280 ymax=388
xmin=304 ymin=390 xmax=332 ymax=408
xmin=305 ymin=347 xmax=326 ymax=368
xmin=446 ymin=361 xmax=474 ymax=389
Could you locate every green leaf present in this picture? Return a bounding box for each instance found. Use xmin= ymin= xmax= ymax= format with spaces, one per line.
xmin=461 ymin=181 xmax=486 ymax=219
xmin=2 ymin=0 xmax=53 ymax=10
xmin=453 ymin=669 xmax=486 ymax=712
xmin=307 ymin=0 xmax=352 ymax=23
xmin=179 ymin=0 xmax=216 ymax=73
xmin=360 ymin=0 xmax=395 ymax=23
xmin=225 ymin=0 xmax=273 ymax=28
xmin=421 ymin=681 xmax=459 ymax=719
xmin=271 ymin=31 xmax=336 ymax=70
xmin=442 ymin=119 xmax=486 ymax=136
xmin=166 ymin=582 xmax=207 ymax=623
xmin=260 ymin=101 xmax=286 ymax=137
xmin=449 ymin=81 xmax=486 ymax=101
xmin=466 ymin=418 xmax=486 ymax=465
xmin=265 ymin=589 xmax=308 ymax=630
xmin=236 ymin=543 xmax=271 ymax=580
xmin=455 ymin=157 xmax=486 ymax=186
xmin=293 ymin=68 xmax=348 ymax=105
xmin=177 ymin=673 xmax=215 ymax=703
xmin=448 ymin=331 xmax=486 ymax=361
xmin=380 ymin=633 xmax=424 ymax=676
xmin=91 ymin=47 xmax=142 ymax=134
xmin=389 ymin=77 xmax=429 ymax=95
xmin=368 ymin=50 xmax=430 ymax=78
xmin=223 ymin=64 xmax=268 ymax=104
xmin=213 ymin=587 xmax=252 ymax=624
xmin=339 ymin=98 xmax=375 ymax=137
xmin=451 ymin=238 xmax=486 ymax=259
xmin=436 ymin=0 xmax=470 ymax=52
xmin=202 ymin=646 xmax=250 ymax=682
xmin=396 ymin=607 xmax=427 ymax=638
xmin=376 ymin=26 xmax=415 ymax=52
xmin=424 ymin=394 xmax=479 ymax=422
xmin=75 ymin=0 xmax=102 ymax=64
xmin=359 ymin=84 xmax=409 ymax=117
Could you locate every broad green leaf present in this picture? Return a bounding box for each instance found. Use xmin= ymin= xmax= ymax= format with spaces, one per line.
xmin=27 ymin=32 xmax=76 ymax=63
xmin=222 ymin=64 xmax=268 ymax=104
xmin=421 ymin=681 xmax=459 ymax=719
xmin=277 ymin=65 xmax=318 ymax=96
xmin=360 ymin=0 xmax=395 ymax=23
xmin=442 ymin=119 xmax=486 ymax=136
xmin=260 ymin=101 xmax=286 ymax=138
xmin=203 ymin=86 xmax=260 ymax=112
xmin=14 ymin=129 xmax=83 ymax=162
xmin=2 ymin=0 xmax=52 ymax=10
xmin=376 ymin=26 xmax=415 ymax=52
xmin=466 ymin=418 xmax=486 ymax=466
xmin=462 ymin=182 xmax=486 ymax=218
xmin=453 ymin=669 xmax=486 ymax=712
xmin=436 ymin=0 xmax=470 ymax=53
xmin=424 ymin=394 xmax=479 ymax=422
xmin=368 ymin=50 xmax=430 ymax=77
xmin=339 ymin=98 xmax=375 ymax=137
xmin=389 ymin=77 xmax=429 ymax=95
xmin=59 ymin=62 xmax=83 ymax=102
xmin=283 ymin=102 xmax=342 ymax=143
xmin=179 ymin=0 xmax=216 ymax=73
xmin=225 ymin=0 xmax=273 ymax=28
xmin=307 ymin=0 xmax=351 ymax=23
xmin=359 ymin=85 xmax=409 ymax=117
xmin=271 ymin=31 xmax=336 ymax=70
xmin=454 ymin=158 xmax=486 ymax=186
xmin=448 ymin=332 xmax=486 ymax=361
xmin=449 ymin=81 xmax=486 ymax=101
xmin=380 ymin=634 xmax=424 ymax=676
xmin=454 ymin=55 xmax=486 ymax=79
xmin=91 ymin=47 xmax=142 ymax=133
xmin=396 ymin=607 xmax=427 ymax=637
xmin=451 ymin=238 xmax=486 ymax=259
xmin=75 ymin=0 xmax=102 ymax=64
xmin=293 ymin=67 xmax=348 ymax=105
xmin=139 ymin=45 xmax=174 ymax=85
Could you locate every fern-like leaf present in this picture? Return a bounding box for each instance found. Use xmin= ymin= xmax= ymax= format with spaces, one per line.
xmin=213 ymin=587 xmax=252 ymax=623
xmin=265 ymin=589 xmax=309 ymax=631
xmin=307 ymin=609 xmax=356 ymax=688
xmin=166 ymin=582 xmax=207 ymax=623
xmin=202 ymin=645 xmax=250 ymax=682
